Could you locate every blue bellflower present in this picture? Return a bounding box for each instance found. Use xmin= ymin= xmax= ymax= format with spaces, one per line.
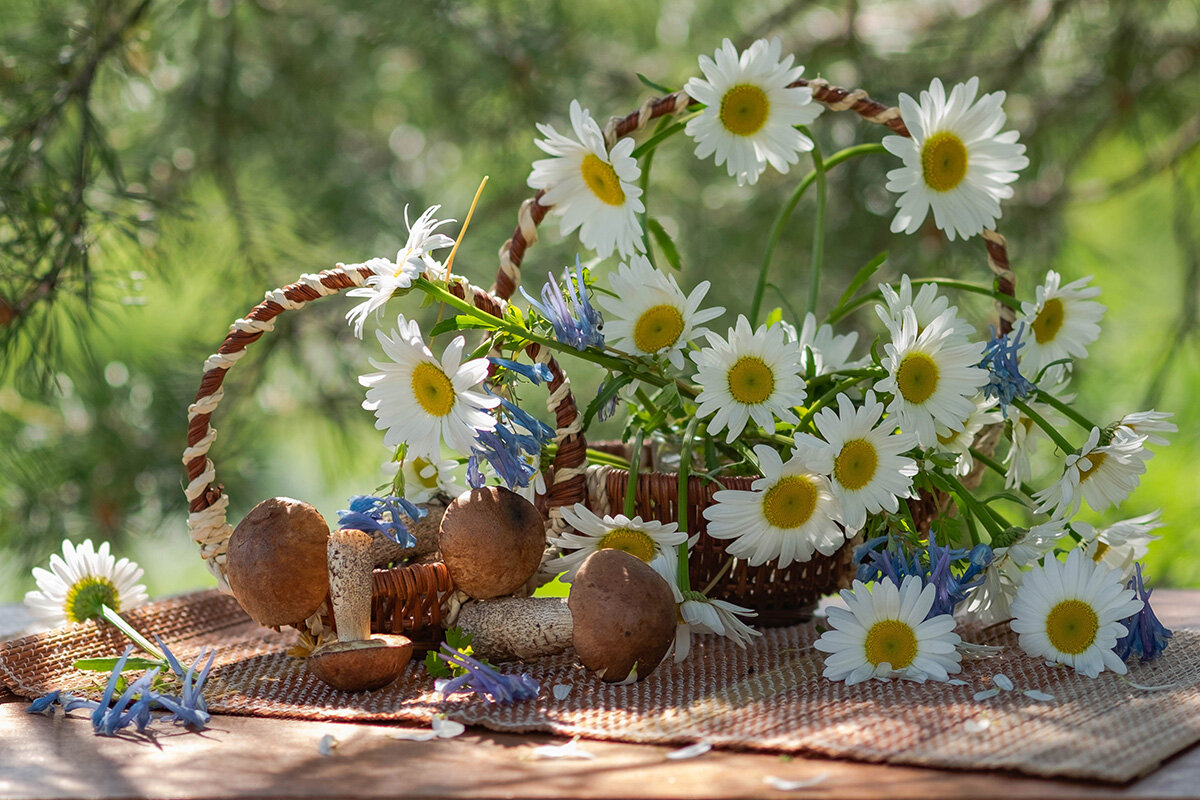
xmin=1115 ymin=563 xmax=1172 ymax=662
xmin=520 ymin=259 xmax=605 ymax=351
xmin=467 ymin=422 xmax=545 ymax=490
xmin=488 ymin=357 xmax=553 ymax=385
xmin=337 ymin=495 xmax=426 ymax=548
xmin=978 ymin=324 xmax=1035 ymax=417
xmin=437 ymin=644 xmax=540 ymax=705
xmin=855 ymin=537 xmax=993 ymax=619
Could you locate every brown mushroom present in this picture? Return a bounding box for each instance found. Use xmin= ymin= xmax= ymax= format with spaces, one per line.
xmin=307 ymin=528 xmax=412 ymax=692
xmin=438 ymin=487 xmax=545 ymax=599
xmin=568 ymin=549 xmax=676 ymax=682
xmin=226 ymin=497 xmax=330 ymax=628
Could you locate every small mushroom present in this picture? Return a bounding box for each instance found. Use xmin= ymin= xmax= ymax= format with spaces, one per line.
xmin=226 ymin=497 xmax=330 ymax=628
xmin=438 ymin=487 xmax=545 ymax=599
xmin=568 ymin=549 xmax=676 ymax=682
xmin=307 ymin=528 xmax=412 ymax=692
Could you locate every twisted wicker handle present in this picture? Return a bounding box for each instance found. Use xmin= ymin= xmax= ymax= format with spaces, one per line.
xmin=183 ymin=266 xmax=588 ymax=588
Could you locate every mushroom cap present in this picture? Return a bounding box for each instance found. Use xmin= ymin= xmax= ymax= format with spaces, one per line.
xmin=438 ymin=487 xmax=545 ymax=599
xmin=306 ymin=635 xmax=413 ymax=692
xmin=568 ymin=549 xmax=676 ymax=682
xmin=227 ymin=497 xmax=330 ymax=628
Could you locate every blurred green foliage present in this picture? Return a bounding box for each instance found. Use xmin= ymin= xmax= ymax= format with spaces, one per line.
xmin=1 ymin=0 xmax=1198 ymax=600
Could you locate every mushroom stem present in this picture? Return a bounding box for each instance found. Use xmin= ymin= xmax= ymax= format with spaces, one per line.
xmin=456 ymin=597 xmax=573 ymax=661
xmin=328 ymin=528 xmax=374 ymax=643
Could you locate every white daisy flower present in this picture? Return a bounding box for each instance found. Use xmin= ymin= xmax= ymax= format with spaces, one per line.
xmin=1018 ymin=271 xmax=1105 ymax=381
xmin=934 ymin=395 xmax=1002 ymax=477
xmin=815 ymin=576 xmax=963 ymax=685
xmin=1009 ymin=549 xmax=1143 ymax=677
xmin=875 ymin=307 xmax=989 ymax=448
xmin=344 ymin=205 xmax=456 ymax=338
xmin=359 ymin=315 xmax=500 ymax=459
xmin=1116 ymin=410 xmax=1176 ymax=447
xmin=963 ymin=519 xmax=1067 ymax=625
xmin=395 ymin=455 xmax=463 ymax=504
xmin=793 ymin=391 xmax=918 ymax=532
xmin=553 ymin=503 xmax=686 ymax=583
xmin=883 ymin=77 xmax=1028 ymax=241
xmin=1034 ymin=427 xmax=1150 ymax=518
xmin=703 ymin=444 xmax=843 ymax=568
xmin=876 ymin=275 xmax=973 ymax=339
xmin=1077 ymin=510 xmax=1164 ymax=578
xmin=1002 ymin=384 xmax=1072 ymax=489
xmin=673 ymin=594 xmax=761 ymax=663
xmin=528 ymin=100 xmax=645 ymax=259
xmin=683 ymin=37 xmax=822 ymax=187
xmin=692 ymin=315 xmax=806 ymax=443
xmin=596 ymin=255 xmax=723 ymax=370
xmin=24 ymin=539 xmax=149 ymax=628
xmin=786 ymin=312 xmax=863 ymax=377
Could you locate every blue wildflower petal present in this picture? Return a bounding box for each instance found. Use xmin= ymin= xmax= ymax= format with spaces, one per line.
xmin=156 ymin=636 xmax=187 ymax=680
xmin=498 ymin=397 xmax=555 ymax=444
xmin=1115 ymin=564 xmax=1173 ymax=662
xmin=437 ymin=644 xmax=539 ymax=705
xmin=520 ymin=264 xmax=605 ymax=351
xmin=348 ymin=495 xmax=379 ymax=514
xmin=466 ymin=453 xmax=486 ymax=489
xmin=489 ymin=357 xmax=553 ymax=385
xmin=92 ymin=646 xmax=134 ymax=730
xmin=28 ymin=691 xmax=61 ymax=714
xmin=336 ymin=495 xmax=418 ymax=548
xmin=98 ymin=668 xmax=159 ymax=736
xmin=151 ymin=692 xmax=211 ymax=729
xmin=470 ymin=426 xmax=538 ymax=490
xmin=979 ymin=324 xmax=1035 ymax=417
xmin=61 ymin=694 xmax=99 ymax=714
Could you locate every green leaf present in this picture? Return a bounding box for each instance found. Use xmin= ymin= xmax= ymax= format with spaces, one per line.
xmin=636 ymin=73 xmax=675 ymax=94
xmin=74 ymin=656 xmax=165 ymax=672
xmin=424 ymin=650 xmax=452 ymax=679
xmin=647 ymin=218 xmax=682 ymax=270
xmin=764 ymin=307 xmax=783 ymax=327
xmin=835 ymin=251 xmax=889 ymax=311
xmin=428 ymin=315 xmax=496 ymax=338
xmin=583 ymin=373 xmax=634 ymax=428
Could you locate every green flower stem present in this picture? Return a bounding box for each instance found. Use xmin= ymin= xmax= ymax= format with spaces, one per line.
xmin=637 ymin=121 xmax=663 ymax=266
xmin=1011 ymin=397 xmax=1076 ymax=454
xmin=826 ymin=278 xmax=1023 ymax=324
xmin=701 ymin=557 xmax=734 ymax=596
xmin=934 ymin=475 xmax=1005 ymax=544
xmin=676 ymin=416 xmax=701 ymax=594
xmin=586 ymin=448 xmax=631 ymax=469
xmin=624 ymin=427 xmax=645 ymax=518
xmin=803 ymin=128 xmax=826 ymax=318
xmin=100 ymin=604 xmax=165 ymax=662
xmin=750 ymin=142 xmax=887 ymax=326
xmin=1035 ymin=390 xmax=1099 ymax=432
xmin=968 ymin=446 xmax=1036 ymax=499
xmin=630 ymin=119 xmax=690 ymax=159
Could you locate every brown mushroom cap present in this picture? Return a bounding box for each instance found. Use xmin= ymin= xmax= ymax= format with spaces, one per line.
xmin=226 ymin=497 xmax=330 ymax=628
xmin=568 ymin=549 xmax=676 ymax=682
xmin=438 ymin=487 xmax=545 ymax=599
xmin=306 ymin=635 xmax=413 ymax=692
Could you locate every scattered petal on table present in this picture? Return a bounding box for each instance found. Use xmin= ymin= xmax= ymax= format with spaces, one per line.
xmin=317 ymin=734 xmax=338 ymax=756
xmin=973 ymin=688 xmax=1001 ymax=701
xmin=993 ymin=673 xmax=1014 ymax=691
xmin=1120 ymin=678 xmax=1178 ymax=692
xmin=763 ymin=773 xmax=829 ymax=791
xmin=964 ymin=718 xmax=991 ymax=733
xmin=432 ymin=717 xmax=466 ymax=738
xmin=666 ymin=742 xmax=712 ymax=760
xmin=552 ymin=684 xmax=572 ymax=700
xmin=1022 ymin=690 xmax=1056 ymax=702
xmin=530 ymin=736 xmax=596 ymax=760
xmin=389 ymin=729 xmax=439 ymax=742
xmin=947 ymin=679 xmax=968 ymax=686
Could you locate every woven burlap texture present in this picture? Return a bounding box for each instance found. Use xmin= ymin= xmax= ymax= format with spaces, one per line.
xmin=3 ymin=590 xmax=1198 ymax=783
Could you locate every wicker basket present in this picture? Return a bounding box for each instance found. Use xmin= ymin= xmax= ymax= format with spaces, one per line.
xmin=183 ymin=78 xmax=1018 ymax=637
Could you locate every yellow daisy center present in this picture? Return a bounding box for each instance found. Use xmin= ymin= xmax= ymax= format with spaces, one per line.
xmin=896 ymin=352 xmax=940 ymax=404
xmin=762 ymin=476 xmax=818 ymax=529
xmin=580 ymin=153 xmax=626 ymax=206
xmin=597 ymin=527 xmax=658 ymax=562
xmin=411 ymin=361 xmax=456 ymax=417
xmin=719 ymin=83 xmax=770 ymax=136
xmin=834 ymin=439 xmax=878 ymax=491
xmin=1032 ymin=298 xmax=1065 ymax=344
xmin=65 ymin=576 xmax=119 ymax=624
xmin=411 ymin=457 xmax=440 ymax=490
xmin=727 ymin=356 xmax=775 ymax=405
xmin=1045 ymin=599 xmax=1099 ymax=655
xmin=920 ymin=131 xmax=969 ymax=193
xmin=1078 ymin=452 xmax=1106 ymax=482
xmin=864 ymin=618 xmax=918 ymax=669
xmin=1091 ymin=541 xmax=1111 ymax=562
xmin=936 ymin=428 xmax=962 ymax=446
xmin=633 ymin=304 xmax=685 ymax=354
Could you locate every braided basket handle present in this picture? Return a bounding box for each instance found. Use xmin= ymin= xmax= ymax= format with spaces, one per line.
xmin=183 ymin=266 xmax=588 ymax=587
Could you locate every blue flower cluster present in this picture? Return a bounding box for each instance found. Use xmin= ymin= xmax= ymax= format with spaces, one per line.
xmin=1115 ymin=564 xmax=1172 ymax=662
xmin=856 ymin=537 xmax=993 ymax=618
xmin=337 ymin=495 xmax=426 ymax=548
xmin=28 ymin=641 xmax=215 ymax=736
xmin=978 ymin=323 xmax=1035 ymax=417
xmin=520 ymin=259 xmax=604 ymax=351
xmin=466 ymin=367 xmax=556 ymax=492
xmin=436 ymin=644 xmax=540 ymax=705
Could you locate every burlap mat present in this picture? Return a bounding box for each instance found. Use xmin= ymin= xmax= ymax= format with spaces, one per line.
xmin=3 ymin=590 xmax=1198 ymax=783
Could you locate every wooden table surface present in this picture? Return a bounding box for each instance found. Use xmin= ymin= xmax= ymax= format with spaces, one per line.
xmin=3 ymin=593 xmax=1200 ymax=800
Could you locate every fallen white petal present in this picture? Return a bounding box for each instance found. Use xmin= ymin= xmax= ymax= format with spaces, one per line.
xmin=432 ymin=717 xmax=466 ymax=738
xmin=1022 ymin=690 xmax=1055 ymax=702
xmin=993 ymin=673 xmax=1014 ymax=691
xmin=947 ymin=679 xmax=968 ymax=686
xmin=973 ymin=688 xmax=1000 ymax=701
xmin=1121 ymin=677 xmax=1178 ymax=692
xmin=318 ymin=734 xmax=338 ymax=756
xmin=957 ymin=642 xmax=1005 ymax=658
xmin=389 ymin=729 xmax=438 ymax=742
xmin=553 ymin=684 xmax=572 ymax=700
xmin=666 ymin=742 xmax=712 ymax=760
xmin=763 ymin=774 xmax=829 ymax=791
xmin=964 ymin=718 xmax=991 ymax=733
xmin=531 ymin=737 xmax=596 ymax=760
